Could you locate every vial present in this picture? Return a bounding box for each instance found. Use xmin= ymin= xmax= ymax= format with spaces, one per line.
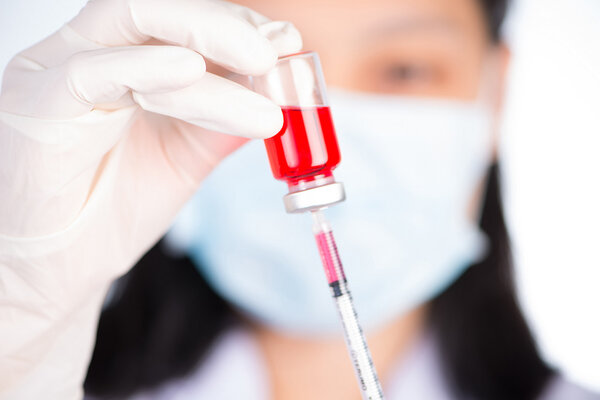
xmin=252 ymin=51 xmax=345 ymax=213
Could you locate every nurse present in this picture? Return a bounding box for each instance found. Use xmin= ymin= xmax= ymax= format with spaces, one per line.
xmin=0 ymin=0 xmax=597 ymax=399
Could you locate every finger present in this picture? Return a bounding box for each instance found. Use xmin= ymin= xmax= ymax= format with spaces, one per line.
xmin=15 ymin=45 xmax=205 ymax=118
xmin=220 ymin=1 xmax=303 ymax=56
xmin=68 ymin=0 xmax=302 ymax=75
xmin=132 ymin=72 xmax=283 ymax=139
xmin=69 ymin=45 xmax=205 ymax=102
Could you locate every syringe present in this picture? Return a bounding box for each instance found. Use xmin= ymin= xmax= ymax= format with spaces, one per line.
xmin=311 ymin=209 xmax=385 ymax=400
xmin=252 ymin=51 xmax=385 ymax=399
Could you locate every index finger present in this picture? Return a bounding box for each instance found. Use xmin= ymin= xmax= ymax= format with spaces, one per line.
xmin=68 ymin=0 xmax=302 ymax=75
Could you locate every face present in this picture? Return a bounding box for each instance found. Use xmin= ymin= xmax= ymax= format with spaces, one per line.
xmin=186 ymin=0 xmax=510 ymax=341
xmin=236 ymin=0 xmax=508 ymax=103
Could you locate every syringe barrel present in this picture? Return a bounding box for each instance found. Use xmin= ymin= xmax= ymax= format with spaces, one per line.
xmin=312 ymin=210 xmax=385 ymax=400
xmin=335 ymin=291 xmax=385 ymax=400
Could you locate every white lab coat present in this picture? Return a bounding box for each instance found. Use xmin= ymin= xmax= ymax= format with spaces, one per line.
xmin=86 ymin=328 xmax=597 ymax=400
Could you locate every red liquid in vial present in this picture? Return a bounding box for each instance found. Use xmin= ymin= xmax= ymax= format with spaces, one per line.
xmin=265 ymin=106 xmax=341 ymax=186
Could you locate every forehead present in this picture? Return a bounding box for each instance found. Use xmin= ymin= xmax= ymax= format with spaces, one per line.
xmin=234 ymin=0 xmax=492 ymax=99
xmin=238 ymin=0 xmax=488 ymax=45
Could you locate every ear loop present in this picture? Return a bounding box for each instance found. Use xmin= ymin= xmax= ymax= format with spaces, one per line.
xmin=470 ymin=48 xmax=505 ymax=224
xmin=476 ymin=47 xmax=505 ymax=136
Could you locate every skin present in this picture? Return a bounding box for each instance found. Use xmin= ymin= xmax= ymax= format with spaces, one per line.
xmin=229 ymin=0 xmax=510 ymax=398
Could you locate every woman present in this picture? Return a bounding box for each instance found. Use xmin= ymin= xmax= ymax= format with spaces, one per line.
xmin=82 ymin=0 xmax=598 ymax=399
xmin=0 ymin=0 xmax=597 ymax=399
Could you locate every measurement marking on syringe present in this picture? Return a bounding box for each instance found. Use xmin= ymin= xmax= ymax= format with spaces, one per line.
xmin=312 ymin=210 xmax=385 ymax=400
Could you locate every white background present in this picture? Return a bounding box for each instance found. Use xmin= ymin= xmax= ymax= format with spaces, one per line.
xmin=500 ymin=0 xmax=600 ymax=392
xmin=1 ymin=0 xmax=599 ymax=392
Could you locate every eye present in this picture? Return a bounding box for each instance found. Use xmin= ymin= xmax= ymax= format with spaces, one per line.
xmin=381 ymin=63 xmax=434 ymax=84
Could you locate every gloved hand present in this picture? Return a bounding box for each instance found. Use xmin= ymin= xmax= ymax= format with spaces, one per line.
xmin=0 ymin=0 xmax=301 ymax=397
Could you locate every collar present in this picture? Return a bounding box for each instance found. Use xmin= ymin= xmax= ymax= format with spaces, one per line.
xmin=133 ymin=328 xmax=452 ymax=399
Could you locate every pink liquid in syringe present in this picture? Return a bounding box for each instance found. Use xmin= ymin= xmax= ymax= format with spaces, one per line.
xmin=315 ymin=229 xmax=346 ymax=297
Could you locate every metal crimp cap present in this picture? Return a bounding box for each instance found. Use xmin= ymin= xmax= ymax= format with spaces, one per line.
xmin=283 ymin=182 xmax=346 ymax=213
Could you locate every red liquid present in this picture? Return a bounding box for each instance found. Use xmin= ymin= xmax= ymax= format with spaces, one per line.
xmin=315 ymin=230 xmax=346 ymax=285
xmin=265 ymin=106 xmax=341 ymax=186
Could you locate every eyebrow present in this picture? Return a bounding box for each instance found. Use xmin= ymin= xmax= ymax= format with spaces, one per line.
xmin=361 ymin=17 xmax=462 ymax=40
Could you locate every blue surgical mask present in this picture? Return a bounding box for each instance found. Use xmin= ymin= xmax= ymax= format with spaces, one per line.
xmin=167 ymin=89 xmax=493 ymax=336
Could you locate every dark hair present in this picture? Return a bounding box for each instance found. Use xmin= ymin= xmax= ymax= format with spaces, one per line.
xmin=429 ymin=164 xmax=554 ymax=399
xmin=479 ymin=0 xmax=510 ymax=42
xmin=84 ymin=248 xmax=235 ymax=396
xmin=86 ymin=1 xmax=555 ymax=398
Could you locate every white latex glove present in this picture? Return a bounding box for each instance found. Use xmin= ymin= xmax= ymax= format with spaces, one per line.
xmin=0 ymin=0 xmax=301 ymax=398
